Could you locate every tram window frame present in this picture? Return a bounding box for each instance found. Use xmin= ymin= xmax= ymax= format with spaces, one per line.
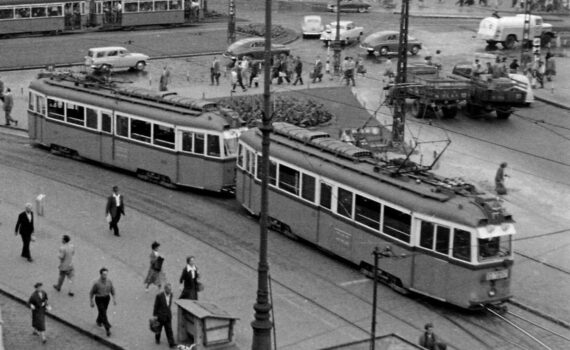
xmin=28 ymin=92 xmax=36 ymax=112
xmin=140 ymin=1 xmax=154 ymax=11
xmin=15 ymin=7 xmax=31 ymax=19
xmin=37 ymin=96 xmax=46 ymax=116
xmin=155 ymin=0 xmax=168 ymax=11
xmin=47 ymin=98 xmax=65 ymax=121
xmin=101 ymin=112 xmax=112 ymax=133
xmin=452 ymin=228 xmax=472 ymax=262
xmin=337 ymin=187 xmax=353 ymax=219
xmin=194 ymin=132 xmax=205 ymax=154
xmin=66 ymin=103 xmax=85 ymax=126
xmin=124 ymin=1 xmax=139 ymax=12
xmin=153 ymin=124 xmax=175 ymax=149
xmin=0 ymin=8 xmax=14 ymax=20
xmin=237 ymin=144 xmax=244 ymax=168
xmin=31 ymin=6 xmax=47 ymax=18
xmin=435 ymin=225 xmax=450 ymax=255
xmin=169 ymin=0 xmax=182 ymax=10
xmin=181 ymin=131 xmax=194 ymax=153
xmin=246 ymin=150 xmax=255 ymax=174
xmin=207 ymin=134 xmax=221 ymax=157
xmin=478 ymin=237 xmax=502 ymax=261
xmin=223 ymin=131 xmax=240 ymax=158
xmin=116 ymin=114 xmax=129 ymax=137
xmin=320 ymin=182 xmax=332 ymax=210
xmin=382 ymin=205 xmax=411 ymax=243
xmin=301 ymin=173 xmax=316 ymax=203
xmin=278 ymin=164 xmax=300 ymax=196
xmin=130 ymin=118 xmax=152 ymax=143
xmin=419 ymin=221 xmax=435 ymax=249
xmin=48 ymin=5 xmax=63 ymax=17
xmin=85 ymin=108 xmax=98 ymax=130
xmin=355 ymin=194 xmax=380 ymax=230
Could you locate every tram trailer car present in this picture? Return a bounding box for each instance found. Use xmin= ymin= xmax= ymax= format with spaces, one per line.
xmin=0 ymin=0 xmax=192 ymax=37
xmin=237 ymin=123 xmax=515 ymax=309
xmin=28 ymin=75 xmax=247 ymax=192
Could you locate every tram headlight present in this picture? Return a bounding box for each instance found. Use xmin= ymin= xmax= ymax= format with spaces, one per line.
xmin=488 ymin=288 xmax=497 ymax=297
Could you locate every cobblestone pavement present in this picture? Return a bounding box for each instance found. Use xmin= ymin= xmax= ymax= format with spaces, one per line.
xmin=0 ymin=293 xmax=112 ymax=350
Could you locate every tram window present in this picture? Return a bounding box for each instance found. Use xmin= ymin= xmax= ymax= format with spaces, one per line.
xmin=169 ymin=0 xmax=182 ymax=10
xmin=37 ymin=96 xmax=46 ymax=115
xmin=435 ymin=226 xmax=450 ymax=255
xmin=140 ymin=1 xmax=154 ymax=11
xmin=85 ymin=108 xmax=98 ymax=129
xmin=28 ymin=92 xmax=36 ymax=112
xmin=154 ymin=125 xmax=174 ymax=149
xmin=207 ymin=134 xmax=221 ymax=157
xmin=182 ymin=132 xmax=194 ymax=152
xmin=101 ymin=112 xmax=112 ymax=133
xmin=237 ymin=144 xmax=244 ymax=168
xmin=246 ymin=150 xmax=255 ymax=174
xmin=269 ymin=160 xmax=276 ymax=185
xmin=116 ymin=115 xmax=129 ymax=137
xmin=337 ymin=187 xmax=353 ymax=219
xmin=453 ymin=228 xmax=471 ymax=262
xmin=355 ymin=195 xmax=380 ymax=230
xmin=419 ymin=221 xmax=435 ymax=249
xmin=15 ymin=7 xmax=31 ymax=18
xmin=47 ymin=98 xmax=65 ymax=121
xmin=48 ymin=5 xmax=62 ymax=17
xmin=155 ymin=1 xmax=168 ymax=11
xmin=66 ymin=103 xmax=85 ymax=126
xmin=194 ymin=133 xmax=205 ymax=154
xmin=0 ymin=9 xmax=14 ymax=20
xmin=383 ymin=206 xmax=411 ymax=243
xmin=320 ymin=182 xmax=332 ymax=210
xmin=301 ymin=174 xmax=316 ymax=202
xmin=478 ymin=237 xmax=500 ymax=260
xmin=130 ymin=119 xmax=151 ymax=143
xmin=278 ymin=164 xmax=300 ymax=195
xmin=32 ymin=6 xmax=47 ymax=18
xmin=223 ymin=136 xmax=239 ymax=157
xmin=124 ymin=1 xmax=138 ymax=12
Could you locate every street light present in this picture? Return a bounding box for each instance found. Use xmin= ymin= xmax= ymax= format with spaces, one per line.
xmin=333 ymin=0 xmax=341 ymax=75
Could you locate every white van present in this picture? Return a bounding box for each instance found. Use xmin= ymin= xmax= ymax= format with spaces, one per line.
xmin=477 ymin=14 xmax=555 ymax=49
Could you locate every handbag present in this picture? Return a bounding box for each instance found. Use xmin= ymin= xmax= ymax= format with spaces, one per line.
xmin=149 ymin=318 xmax=161 ymax=333
xmin=152 ymin=256 xmax=164 ymax=272
xmin=106 ymin=213 xmax=112 ymax=223
xmin=197 ymin=281 xmax=204 ymax=292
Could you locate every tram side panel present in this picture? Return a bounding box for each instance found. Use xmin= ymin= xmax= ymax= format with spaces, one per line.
xmin=0 ymin=17 xmax=65 ymax=36
xmin=122 ymin=10 xmax=184 ymax=27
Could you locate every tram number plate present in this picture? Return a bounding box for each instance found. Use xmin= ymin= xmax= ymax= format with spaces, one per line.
xmin=486 ymin=270 xmax=509 ymax=281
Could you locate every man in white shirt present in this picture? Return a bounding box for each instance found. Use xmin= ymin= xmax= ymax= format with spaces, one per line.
xmin=105 ymin=186 xmax=125 ymax=236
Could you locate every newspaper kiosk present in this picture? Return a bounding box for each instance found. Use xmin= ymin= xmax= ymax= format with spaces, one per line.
xmin=176 ymin=300 xmax=239 ymax=350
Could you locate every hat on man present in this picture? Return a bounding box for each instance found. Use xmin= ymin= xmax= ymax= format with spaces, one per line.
xmin=34 ymin=282 xmax=43 ymax=288
xmin=425 ymin=322 xmax=434 ymax=330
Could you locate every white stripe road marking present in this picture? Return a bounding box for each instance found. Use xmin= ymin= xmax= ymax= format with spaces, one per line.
xmin=339 ymin=278 xmax=371 ymax=287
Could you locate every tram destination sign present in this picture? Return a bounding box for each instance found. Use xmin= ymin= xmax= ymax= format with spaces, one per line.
xmin=486 ymin=269 xmax=509 ymax=281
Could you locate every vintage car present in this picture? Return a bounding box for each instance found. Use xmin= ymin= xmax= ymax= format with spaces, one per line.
xmin=302 ymin=15 xmax=324 ymax=38
xmin=360 ymin=30 xmax=422 ymax=56
xmin=327 ymin=0 xmax=372 ymax=13
xmin=223 ymin=38 xmax=291 ymax=61
xmin=85 ymin=46 xmax=149 ymax=73
xmin=320 ymin=20 xmax=364 ymax=46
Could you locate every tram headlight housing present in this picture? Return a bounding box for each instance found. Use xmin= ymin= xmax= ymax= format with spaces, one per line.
xmin=488 ymin=288 xmax=497 ymax=297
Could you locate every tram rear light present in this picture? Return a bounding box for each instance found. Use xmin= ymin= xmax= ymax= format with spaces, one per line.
xmin=488 ymin=288 xmax=496 ymax=297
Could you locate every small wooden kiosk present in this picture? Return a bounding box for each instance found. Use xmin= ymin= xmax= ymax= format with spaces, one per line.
xmin=175 ymin=300 xmax=239 ymax=350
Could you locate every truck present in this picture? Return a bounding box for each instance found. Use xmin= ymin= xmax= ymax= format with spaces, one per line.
xmin=388 ymin=64 xmax=526 ymax=119
xmin=477 ymin=14 xmax=555 ymax=49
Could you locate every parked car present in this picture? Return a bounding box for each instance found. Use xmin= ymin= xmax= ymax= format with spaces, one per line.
xmin=85 ymin=47 xmax=149 ymax=73
xmin=360 ymin=30 xmax=422 ymax=56
xmin=223 ymin=38 xmax=291 ymax=61
xmin=327 ymin=0 xmax=371 ymax=13
xmin=302 ymin=15 xmax=324 ymax=38
xmin=320 ymin=21 xmax=364 ymax=46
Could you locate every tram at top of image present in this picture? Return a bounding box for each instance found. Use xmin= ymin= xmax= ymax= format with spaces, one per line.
xmin=0 ymin=0 xmax=202 ymax=37
xmin=27 ymin=72 xmax=247 ymax=192
xmin=237 ymin=123 xmax=516 ymax=309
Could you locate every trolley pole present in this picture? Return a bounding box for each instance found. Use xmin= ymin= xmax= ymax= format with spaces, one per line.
xmin=370 ymin=247 xmax=381 ymax=350
xmin=250 ymin=0 xmax=273 ymax=348
xmin=227 ymin=0 xmax=236 ymax=44
xmin=333 ymin=0 xmax=341 ymax=75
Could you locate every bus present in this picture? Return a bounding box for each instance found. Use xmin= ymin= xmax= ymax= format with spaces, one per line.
xmin=28 ymin=73 xmax=246 ymax=192
xmin=236 ymin=122 xmax=515 ymax=309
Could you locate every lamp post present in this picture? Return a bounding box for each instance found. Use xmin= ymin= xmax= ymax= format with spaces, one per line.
xmin=333 ymin=0 xmax=341 ymax=75
xmin=250 ymin=0 xmax=273 ymax=348
xmin=227 ymin=0 xmax=236 ymax=44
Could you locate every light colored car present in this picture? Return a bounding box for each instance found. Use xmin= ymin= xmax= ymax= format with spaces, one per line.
xmin=320 ymin=20 xmax=364 ymax=46
xmin=327 ymin=0 xmax=372 ymax=13
xmin=85 ymin=47 xmax=149 ymax=73
xmin=302 ymin=15 xmax=324 ymax=38
xmin=223 ymin=38 xmax=291 ymax=61
xmin=360 ymin=30 xmax=422 ymax=56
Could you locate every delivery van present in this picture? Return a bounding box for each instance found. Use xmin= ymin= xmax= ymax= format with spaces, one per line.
xmin=477 ymin=14 xmax=555 ymax=49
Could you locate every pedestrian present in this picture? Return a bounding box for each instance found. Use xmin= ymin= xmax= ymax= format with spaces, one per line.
xmin=292 ymin=56 xmax=304 ymax=86
xmin=231 ymin=64 xmax=247 ymax=92
xmin=418 ymin=323 xmax=446 ymax=350
xmin=240 ymin=56 xmax=251 ymax=88
xmin=509 ymin=58 xmax=519 ymax=73
xmin=3 ymin=88 xmax=17 ymax=126
xmin=325 ymin=58 xmax=333 ymax=80
xmin=159 ymin=66 xmax=170 ymax=92
xmin=29 ymin=282 xmax=50 ymax=344
xmin=152 ymin=283 xmax=177 ymax=348
xmin=105 ymin=185 xmax=125 ymax=237
xmin=545 ymin=52 xmax=556 ymax=82
xmin=277 ymin=54 xmax=290 ymax=85
xmin=345 ymin=56 xmax=356 ymax=86
xmin=145 ymin=241 xmax=165 ymax=292
xmin=89 ymin=267 xmax=116 ymax=337
xmin=535 ymin=59 xmax=545 ymax=88
xmin=312 ymin=56 xmax=323 ymax=83
xmin=383 ymin=56 xmax=395 ymax=81
xmin=495 ymin=162 xmax=508 ymax=195
xmin=249 ymin=60 xmax=261 ymax=88
xmin=15 ymin=202 xmax=35 ymax=262
xmin=210 ymin=56 xmax=221 ymax=86
xmin=53 ymin=235 xmax=75 ymax=297
xmin=356 ymin=57 xmax=366 ymax=76
xmin=179 ymin=256 xmax=200 ymax=300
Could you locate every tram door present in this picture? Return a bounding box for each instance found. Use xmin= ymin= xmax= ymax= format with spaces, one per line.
xmin=100 ymin=0 xmax=122 ymax=27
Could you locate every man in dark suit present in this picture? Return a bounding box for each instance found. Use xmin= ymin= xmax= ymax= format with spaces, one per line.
xmin=152 ymin=283 xmax=176 ymax=348
xmin=15 ymin=203 xmax=35 ymax=262
xmin=105 ymin=186 xmax=125 ymax=236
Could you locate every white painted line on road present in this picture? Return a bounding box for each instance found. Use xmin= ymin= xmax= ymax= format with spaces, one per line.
xmin=339 ymin=278 xmax=371 ymax=287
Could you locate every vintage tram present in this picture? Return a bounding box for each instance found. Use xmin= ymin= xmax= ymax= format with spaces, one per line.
xmin=236 ymin=122 xmax=515 ymax=309
xmin=27 ymin=73 xmax=246 ymax=192
xmin=0 ymin=0 xmax=201 ymax=37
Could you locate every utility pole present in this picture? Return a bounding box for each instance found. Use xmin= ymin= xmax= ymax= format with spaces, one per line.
xmin=333 ymin=0 xmax=342 ymax=74
xmin=391 ymin=0 xmax=409 ymax=145
xmin=520 ymin=0 xmax=531 ymax=67
xmin=250 ymin=0 xmax=273 ymax=348
xmin=227 ymin=0 xmax=236 ymax=44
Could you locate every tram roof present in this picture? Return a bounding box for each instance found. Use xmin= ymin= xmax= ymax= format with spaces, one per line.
xmin=240 ymin=123 xmax=513 ymax=228
xmin=29 ymin=77 xmax=241 ymax=131
xmin=1 ymin=0 xmax=77 ymax=5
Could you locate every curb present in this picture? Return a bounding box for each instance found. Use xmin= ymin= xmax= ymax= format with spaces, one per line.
xmin=509 ymin=298 xmax=570 ymax=329
xmin=534 ymin=94 xmax=570 ymax=110
xmin=0 ymin=288 xmax=124 ymax=350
